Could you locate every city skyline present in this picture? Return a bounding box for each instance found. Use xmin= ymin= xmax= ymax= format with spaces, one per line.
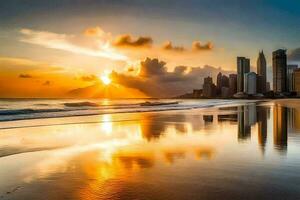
xmin=183 ymin=48 xmax=300 ymax=99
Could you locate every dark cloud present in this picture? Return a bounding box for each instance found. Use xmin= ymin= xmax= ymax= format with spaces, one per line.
xmin=192 ymin=41 xmax=213 ymax=51
xmin=162 ymin=41 xmax=185 ymax=52
xmin=80 ymin=75 xmax=97 ymax=82
xmin=19 ymin=74 xmax=33 ymax=78
xmin=111 ymin=57 xmax=234 ymax=97
xmin=288 ymin=48 xmax=300 ymax=61
xmin=113 ymin=34 xmax=153 ymax=47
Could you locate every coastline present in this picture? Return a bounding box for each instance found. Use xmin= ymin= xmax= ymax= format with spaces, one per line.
xmin=0 ymin=99 xmax=265 ymax=123
xmin=1 ymin=98 xmax=300 ymax=199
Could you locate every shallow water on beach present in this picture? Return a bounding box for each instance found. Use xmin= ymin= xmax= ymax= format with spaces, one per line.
xmin=1 ymin=100 xmax=300 ymax=199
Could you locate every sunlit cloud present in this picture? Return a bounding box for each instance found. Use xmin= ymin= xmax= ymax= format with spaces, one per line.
xmin=192 ymin=41 xmax=213 ymax=51
xmin=20 ymin=28 xmax=127 ymax=61
xmin=113 ymin=34 xmax=153 ymax=48
xmin=111 ymin=57 xmax=234 ymax=97
xmin=80 ymin=75 xmax=98 ymax=82
xmin=162 ymin=41 xmax=185 ymax=52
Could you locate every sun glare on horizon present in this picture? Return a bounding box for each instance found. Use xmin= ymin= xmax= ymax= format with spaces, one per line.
xmin=100 ymin=71 xmax=112 ymax=85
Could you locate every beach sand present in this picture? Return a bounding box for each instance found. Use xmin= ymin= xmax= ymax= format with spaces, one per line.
xmin=1 ymin=99 xmax=300 ymax=199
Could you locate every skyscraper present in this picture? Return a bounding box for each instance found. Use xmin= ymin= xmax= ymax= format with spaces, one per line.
xmin=229 ymin=74 xmax=237 ymax=96
xmin=272 ymin=49 xmax=287 ymax=93
xmin=244 ymin=72 xmax=257 ymax=95
xmin=202 ymin=76 xmax=216 ymax=98
xmin=293 ymin=68 xmax=300 ymax=95
xmin=257 ymin=50 xmax=267 ymax=93
xmin=221 ymin=75 xmax=229 ymax=87
xmin=216 ymin=72 xmax=223 ymax=95
xmin=256 ymin=75 xmax=264 ymax=94
xmin=237 ymin=57 xmax=250 ymax=93
xmin=287 ymin=64 xmax=298 ymax=92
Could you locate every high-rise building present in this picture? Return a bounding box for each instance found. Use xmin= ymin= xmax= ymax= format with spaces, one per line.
xmin=221 ymin=87 xmax=230 ymax=98
xmin=229 ymin=74 xmax=237 ymax=95
xmin=244 ymin=72 xmax=257 ymax=95
xmin=256 ymin=75 xmax=264 ymax=94
xmin=217 ymin=73 xmax=229 ymax=96
xmin=287 ymin=64 xmax=298 ymax=92
xmin=237 ymin=57 xmax=250 ymax=92
xmin=202 ymin=76 xmax=216 ymax=98
xmin=216 ymin=72 xmax=223 ymax=95
xmin=293 ymin=68 xmax=300 ymax=95
xmin=257 ymin=50 xmax=267 ymax=93
xmin=221 ymin=75 xmax=229 ymax=87
xmin=273 ymin=49 xmax=287 ymax=93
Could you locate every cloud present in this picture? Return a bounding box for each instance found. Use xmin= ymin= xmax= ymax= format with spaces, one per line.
xmin=111 ymin=57 xmax=234 ymax=97
xmin=20 ymin=28 xmax=127 ymax=60
xmin=162 ymin=41 xmax=185 ymax=52
xmin=192 ymin=41 xmax=213 ymax=51
xmin=113 ymin=34 xmax=153 ymax=47
xmin=80 ymin=75 xmax=98 ymax=82
xmin=19 ymin=74 xmax=33 ymax=78
xmin=288 ymin=48 xmax=300 ymax=61
xmin=84 ymin=26 xmax=107 ymax=37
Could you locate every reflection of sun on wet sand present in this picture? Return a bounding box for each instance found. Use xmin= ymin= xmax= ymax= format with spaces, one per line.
xmin=2 ymin=100 xmax=300 ymax=199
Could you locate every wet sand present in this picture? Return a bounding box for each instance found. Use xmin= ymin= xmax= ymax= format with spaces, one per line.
xmin=1 ymin=100 xmax=300 ymax=199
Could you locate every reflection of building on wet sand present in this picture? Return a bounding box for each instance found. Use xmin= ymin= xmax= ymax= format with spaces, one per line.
xmin=238 ymin=106 xmax=252 ymax=140
xmin=288 ymin=108 xmax=300 ymax=132
xmin=257 ymin=106 xmax=269 ymax=152
xmin=236 ymin=104 xmax=288 ymax=153
xmin=138 ymin=105 xmax=289 ymax=154
xmin=203 ymin=115 xmax=213 ymax=123
xmin=237 ymin=104 xmax=271 ymax=151
xmin=273 ymin=105 xmax=288 ymax=153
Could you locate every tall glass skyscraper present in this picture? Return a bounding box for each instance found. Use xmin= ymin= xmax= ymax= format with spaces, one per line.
xmin=272 ymin=49 xmax=287 ymax=93
xmin=257 ymin=51 xmax=267 ymax=93
xmin=237 ymin=57 xmax=250 ymax=92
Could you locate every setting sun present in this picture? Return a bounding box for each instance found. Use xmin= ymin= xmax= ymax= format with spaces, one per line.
xmin=101 ymin=74 xmax=111 ymax=85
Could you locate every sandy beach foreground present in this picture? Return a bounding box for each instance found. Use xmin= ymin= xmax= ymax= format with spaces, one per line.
xmin=1 ymin=99 xmax=300 ymax=199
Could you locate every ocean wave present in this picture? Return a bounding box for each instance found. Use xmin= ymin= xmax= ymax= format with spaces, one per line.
xmin=64 ymin=101 xmax=99 ymax=107
xmin=0 ymin=108 xmax=65 ymax=115
xmin=0 ymin=100 xmax=260 ymax=122
xmin=64 ymin=101 xmax=141 ymax=108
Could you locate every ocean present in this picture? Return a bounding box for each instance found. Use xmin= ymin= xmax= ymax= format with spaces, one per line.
xmin=0 ymin=98 xmax=259 ymax=122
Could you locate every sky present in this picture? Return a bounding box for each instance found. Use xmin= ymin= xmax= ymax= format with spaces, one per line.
xmin=1 ymin=0 xmax=300 ymax=98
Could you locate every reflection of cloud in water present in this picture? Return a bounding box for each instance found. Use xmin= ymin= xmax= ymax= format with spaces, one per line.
xmin=194 ymin=146 xmax=215 ymax=160
xmin=114 ymin=153 xmax=154 ymax=169
xmin=140 ymin=120 xmax=166 ymax=141
xmin=163 ymin=150 xmax=186 ymax=164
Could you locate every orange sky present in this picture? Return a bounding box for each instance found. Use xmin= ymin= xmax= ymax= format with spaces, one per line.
xmin=0 ymin=27 xmax=228 ymax=98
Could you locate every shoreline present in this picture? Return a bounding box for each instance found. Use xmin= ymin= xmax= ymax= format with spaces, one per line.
xmin=0 ymin=99 xmax=264 ymax=124
xmin=0 ymin=99 xmax=269 ymax=131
